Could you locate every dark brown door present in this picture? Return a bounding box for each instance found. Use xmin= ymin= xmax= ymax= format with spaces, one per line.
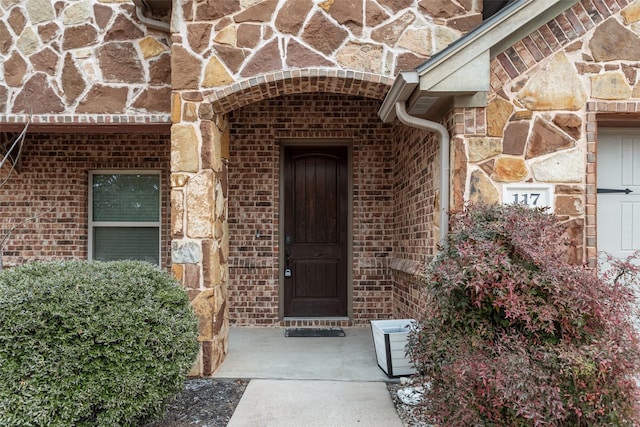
xmin=283 ymin=146 xmax=348 ymax=317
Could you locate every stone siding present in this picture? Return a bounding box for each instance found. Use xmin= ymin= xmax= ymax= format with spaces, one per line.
xmin=172 ymin=0 xmax=483 ymax=95
xmin=0 ymin=132 xmax=171 ymax=268
xmin=454 ymin=0 xmax=638 ymax=267
xmin=0 ymin=0 xmax=171 ymax=120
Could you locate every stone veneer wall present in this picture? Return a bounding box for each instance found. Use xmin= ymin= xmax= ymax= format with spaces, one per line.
xmin=452 ymin=0 xmax=639 ymax=267
xmin=0 ymin=133 xmax=171 ymax=268
xmin=171 ymin=0 xmax=484 ymax=95
xmin=0 ymin=0 xmax=172 ymax=121
xmin=226 ymin=93 xmax=396 ymax=326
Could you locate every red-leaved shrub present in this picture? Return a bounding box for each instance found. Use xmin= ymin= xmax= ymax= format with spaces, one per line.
xmin=408 ymin=203 xmax=640 ymax=426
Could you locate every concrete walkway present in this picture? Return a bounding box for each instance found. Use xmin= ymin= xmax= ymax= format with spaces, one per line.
xmin=214 ymin=327 xmax=403 ymax=426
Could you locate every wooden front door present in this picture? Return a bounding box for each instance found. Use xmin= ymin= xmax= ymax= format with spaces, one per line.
xmin=283 ymin=146 xmax=349 ymax=317
xmin=597 ymin=130 xmax=640 ymax=264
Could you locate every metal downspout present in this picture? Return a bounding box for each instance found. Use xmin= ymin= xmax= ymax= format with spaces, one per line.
xmin=132 ymin=0 xmax=170 ymax=33
xmin=394 ymin=102 xmax=450 ymax=246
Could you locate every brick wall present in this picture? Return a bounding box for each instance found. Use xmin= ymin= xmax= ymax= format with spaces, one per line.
xmin=0 ymin=132 xmax=171 ymax=268
xmin=390 ymin=123 xmax=441 ymax=320
xmin=227 ymin=93 xmax=397 ymax=325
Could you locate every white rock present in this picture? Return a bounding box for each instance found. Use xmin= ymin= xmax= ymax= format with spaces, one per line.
xmin=397 ymin=386 xmax=425 ymax=406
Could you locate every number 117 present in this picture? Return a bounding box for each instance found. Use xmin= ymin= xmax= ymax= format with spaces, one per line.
xmin=512 ymin=193 xmax=541 ymax=206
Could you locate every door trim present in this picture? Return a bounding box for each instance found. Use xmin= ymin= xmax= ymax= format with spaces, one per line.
xmin=278 ymin=139 xmax=353 ymax=319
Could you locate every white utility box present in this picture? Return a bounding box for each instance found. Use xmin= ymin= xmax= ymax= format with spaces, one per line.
xmin=370 ymin=319 xmax=416 ymax=377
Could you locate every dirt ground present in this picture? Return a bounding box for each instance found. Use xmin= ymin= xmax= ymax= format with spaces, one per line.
xmin=143 ymin=378 xmax=248 ymax=427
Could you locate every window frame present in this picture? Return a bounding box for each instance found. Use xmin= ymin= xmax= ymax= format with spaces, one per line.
xmin=88 ymin=170 xmax=162 ymax=266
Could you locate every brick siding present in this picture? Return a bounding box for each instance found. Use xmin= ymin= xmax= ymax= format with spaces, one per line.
xmin=227 ymin=93 xmax=443 ymax=325
xmin=0 ymin=132 xmax=171 ymax=269
xmin=227 ymin=93 xmax=400 ymax=325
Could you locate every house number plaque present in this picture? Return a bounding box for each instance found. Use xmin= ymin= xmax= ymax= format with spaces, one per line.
xmin=502 ymin=184 xmax=554 ymax=213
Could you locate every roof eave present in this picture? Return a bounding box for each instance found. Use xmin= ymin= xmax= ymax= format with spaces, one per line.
xmin=379 ymin=0 xmax=581 ymax=123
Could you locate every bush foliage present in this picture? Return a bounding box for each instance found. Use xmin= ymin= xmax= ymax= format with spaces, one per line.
xmin=408 ymin=203 xmax=640 ymax=426
xmin=0 ymin=260 xmax=199 ymax=427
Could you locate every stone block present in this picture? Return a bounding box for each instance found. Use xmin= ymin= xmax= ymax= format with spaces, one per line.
xmin=139 ymin=36 xmax=167 ymax=59
xmin=555 ymin=195 xmax=584 ymax=216
xmin=276 ymin=0 xmax=313 ymax=34
xmin=185 ymin=263 xmax=201 ymax=289
xmin=171 ymin=173 xmax=189 ymax=188
xmin=486 ymin=97 xmax=513 ymax=137
xmin=13 ymin=73 xmax=64 ymax=114
xmin=186 ymin=170 xmax=215 ymax=238
xmin=532 ymin=150 xmax=584 ymax=183
xmin=171 ymin=263 xmax=184 ymax=282
xmin=17 ymin=26 xmax=40 ymax=55
xmin=183 ymin=102 xmax=198 ymax=122
xmin=214 ymin=25 xmax=236 ymax=46
xmin=552 ymin=113 xmax=582 ymax=139
xmin=591 ymin=73 xmax=632 ymax=100
xmin=62 ymin=24 xmax=97 ymax=50
xmin=589 ymin=18 xmax=640 ymax=62
xmin=491 ymin=157 xmax=528 ymax=182
xmin=132 ymin=87 xmax=171 ymax=113
xmin=469 ymin=169 xmax=499 ymax=204
xmin=171 ymin=189 xmax=184 ymax=237
xmin=286 ymin=39 xmax=335 ymax=68
xmin=171 ymin=124 xmax=200 ymax=173
xmin=622 ymin=2 xmax=640 ymax=24
xmin=337 ymin=42 xmax=384 ymax=73
xmin=468 ymin=137 xmax=502 ymax=162
xmin=26 ymin=0 xmax=54 ymax=24
xmin=398 ymin=28 xmax=433 ymax=57
xmin=172 ymin=240 xmax=202 ymax=264
xmin=302 ymin=11 xmax=348 ymax=55
xmin=234 ymin=0 xmax=277 ymax=22
xmin=171 ymin=44 xmax=202 ymax=90
xmin=4 ymin=51 xmax=28 ymax=87
xmin=97 ymin=41 xmax=144 ymax=83
xmin=526 ymin=117 xmax=575 ymax=159
xmin=203 ymin=56 xmax=234 ymax=88
xmin=240 ymin=38 xmax=282 ymax=77
xmin=503 ymin=121 xmax=529 ymax=156
xmin=517 ymin=53 xmax=586 ymax=111
xmin=0 ymin=22 xmax=11 ymax=55
xmin=104 ymin=14 xmax=143 ymax=41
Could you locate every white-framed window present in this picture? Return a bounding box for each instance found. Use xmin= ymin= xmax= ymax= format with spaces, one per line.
xmin=88 ymin=170 xmax=161 ymax=266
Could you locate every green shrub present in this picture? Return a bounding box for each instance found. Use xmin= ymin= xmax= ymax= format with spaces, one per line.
xmin=408 ymin=203 xmax=640 ymax=426
xmin=0 ymin=260 xmax=199 ymax=427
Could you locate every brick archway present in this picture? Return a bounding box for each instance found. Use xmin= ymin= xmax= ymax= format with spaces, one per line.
xmin=206 ymin=69 xmax=394 ymax=115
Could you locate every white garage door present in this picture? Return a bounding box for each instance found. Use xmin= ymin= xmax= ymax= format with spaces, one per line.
xmin=597 ymin=130 xmax=640 ymax=264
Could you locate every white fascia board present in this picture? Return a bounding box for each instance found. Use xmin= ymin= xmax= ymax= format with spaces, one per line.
xmin=427 ymin=50 xmax=490 ymax=94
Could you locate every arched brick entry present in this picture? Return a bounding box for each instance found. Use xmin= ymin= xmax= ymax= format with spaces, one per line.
xmin=206 ymin=69 xmax=394 ymax=114
xmin=172 ymin=71 xmax=397 ymax=374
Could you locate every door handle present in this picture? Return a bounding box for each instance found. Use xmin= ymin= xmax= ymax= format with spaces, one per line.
xmin=597 ymin=188 xmax=633 ymax=194
xmin=284 ymin=250 xmax=292 ymax=277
